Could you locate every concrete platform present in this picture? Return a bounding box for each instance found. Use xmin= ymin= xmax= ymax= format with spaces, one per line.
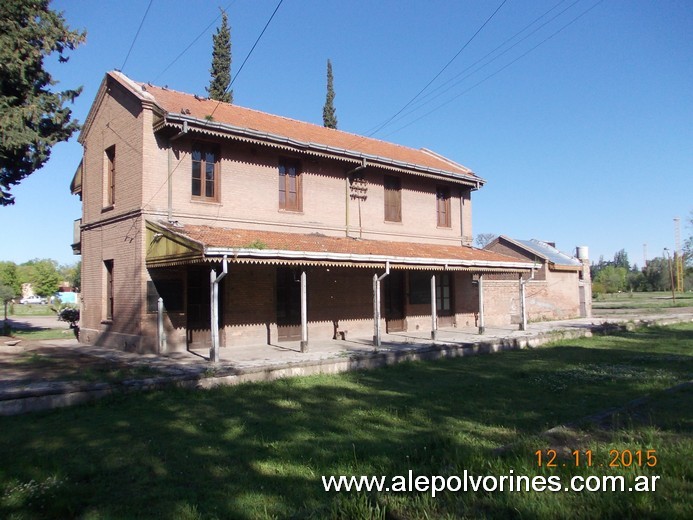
xmin=1 ymin=311 xmax=691 ymax=416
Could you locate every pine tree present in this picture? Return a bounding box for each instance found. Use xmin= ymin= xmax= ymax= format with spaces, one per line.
xmin=0 ymin=0 xmax=85 ymax=206
xmin=207 ymin=10 xmax=232 ymax=103
xmin=323 ymin=59 xmax=337 ymax=129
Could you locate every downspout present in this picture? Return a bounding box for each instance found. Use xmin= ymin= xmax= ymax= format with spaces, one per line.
xmin=209 ymin=255 xmax=228 ymax=363
xmin=345 ymin=158 xmax=367 ymax=237
xmin=373 ymin=260 xmax=390 ymax=347
xmin=167 ymin=121 xmax=188 ymax=222
xmin=459 ymin=187 xmax=465 ymax=245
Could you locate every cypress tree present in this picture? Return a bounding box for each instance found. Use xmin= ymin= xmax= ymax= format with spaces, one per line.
xmin=0 ymin=0 xmax=85 ymax=206
xmin=207 ymin=10 xmax=232 ymax=103
xmin=323 ymin=59 xmax=337 ymax=129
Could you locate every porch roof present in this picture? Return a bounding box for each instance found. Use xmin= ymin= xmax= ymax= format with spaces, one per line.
xmin=146 ymin=221 xmax=534 ymax=272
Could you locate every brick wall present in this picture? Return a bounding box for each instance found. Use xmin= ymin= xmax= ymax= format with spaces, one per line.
xmin=77 ymin=77 xmax=499 ymax=353
xmin=79 ymin=218 xmax=147 ymax=351
xmin=137 ymin=265 xmax=489 ymax=351
xmin=140 ymin=137 xmax=474 ymax=247
xmin=78 ymin=78 xmax=149 ymax=351
xmin=482 ymin=269 xmax=582 ymax=326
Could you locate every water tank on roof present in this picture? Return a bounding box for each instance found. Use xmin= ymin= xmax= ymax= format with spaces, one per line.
xmin=576 ymin=246 xmax=589 ymax=260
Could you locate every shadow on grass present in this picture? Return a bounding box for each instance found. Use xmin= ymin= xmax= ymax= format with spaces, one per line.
xmin=0 ymin=325 xmax=691 ymax=518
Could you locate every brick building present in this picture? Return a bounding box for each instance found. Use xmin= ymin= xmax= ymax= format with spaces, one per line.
xmin=71 ymin=71 xmax=536 ymax=356
xmin=483 ymin=236 xmax=592 ymax=324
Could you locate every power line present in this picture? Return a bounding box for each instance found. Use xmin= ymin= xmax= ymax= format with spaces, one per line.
xmin=209 ymin=0 xmax=284 ymax=118
xmin=120 ymin=0 xmax=154 ymax=72
xmin=383 ymin=0 xmax=606 ymax=138
xmin=153 ymin=1 xmax=235 ymax=83
xmin=142 ymin=0 xmax=285 ymax=216
xmin=210 ymin=0 xmax=286 ymax=219
xmin=387 ymin=0 xmax=578 ymax=127
xmin=367 ymin=0 xmax=509 ymax=137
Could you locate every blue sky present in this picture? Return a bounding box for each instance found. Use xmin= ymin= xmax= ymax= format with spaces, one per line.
xmin=2 ymin=0 xmax=691 ymax=268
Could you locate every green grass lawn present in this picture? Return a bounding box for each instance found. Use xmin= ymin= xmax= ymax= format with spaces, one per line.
xmin=10 ymin=328 xmax=74 ymax=341
xmin=592 ymin=291 xmax=693 ymax=310
xmin=0 ymin=324 xmax=691 ymax=519
xmin=7 ymin=304 xmax=58 ymax=317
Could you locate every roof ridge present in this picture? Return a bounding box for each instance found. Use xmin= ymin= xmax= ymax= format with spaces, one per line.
xmin=110 ymin=70 xmax=157 ymax=103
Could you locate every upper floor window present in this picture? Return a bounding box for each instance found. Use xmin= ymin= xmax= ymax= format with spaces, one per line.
xmin=436 ymin=186 xmax=451 ymax=227
xmin=278 ymin=158 xmax=302 ymax=211
xmin=104 ymin=145 xmax=116 ymax=207
xmin=192 ymin=144 xmax=219 ymax=201
xmin=384 ymin=175 xmax=401 ymax=222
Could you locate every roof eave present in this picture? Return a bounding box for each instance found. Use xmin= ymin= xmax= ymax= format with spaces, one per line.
xmin=498 ymin=235 xmax=550 ymax=262
xmin=70 ymin=159 xmax=83 ymax=195
xmin=203 ymin=246 xmax=532 ymax=270
xmin=549 ymin=263 xmax=582 ymax=271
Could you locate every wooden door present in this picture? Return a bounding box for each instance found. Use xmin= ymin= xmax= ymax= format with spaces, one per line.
xmin=384 ymin=271 xmax=406 ymax=332
xmin=436 ymin=273 xmax=455 ymax=328
xmin=187 ymin=268 xmax=210 ymax=348
xmin=276 ymin=267 xmax=302 ymax=341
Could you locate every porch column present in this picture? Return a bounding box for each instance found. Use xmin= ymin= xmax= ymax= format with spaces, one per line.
xmin=478 ymin=274 xmax=485 ymax=334
xmin=209 ymin=256 xmax=228 ymax=363
xmin=519 ymin=273 xmax=527 ymax=331
xmin=430 ymin=274 xmax=438 ymax=340
xmin=210 ymin=268 xmax=219 ymax=362
xmin=373 ymin=274 xmax=381 ymax=347
xmin=373 ymin=262 xmax=390 ymax=347
xmin=300 ymin=270 xmax=308 ymax=352
xmin=157 ymin=297 xmax=166 ymax=354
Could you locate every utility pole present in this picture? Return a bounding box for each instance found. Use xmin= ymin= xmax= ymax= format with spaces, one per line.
xmin=664 ymin=248 xmax=676 ymax=303
xmin=674 ymin=217 xmax=684 ymax=292
xmin=643 ymin=243 xmax=648 ymax=267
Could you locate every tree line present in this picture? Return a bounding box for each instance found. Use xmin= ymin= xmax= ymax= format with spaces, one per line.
xmin=0 ymin=259 xmax=80 ymax=301
xmin=591 ymin=249 xmax=691 ymax=294
xmin=593 ymin=212 xmax=693 ymax=294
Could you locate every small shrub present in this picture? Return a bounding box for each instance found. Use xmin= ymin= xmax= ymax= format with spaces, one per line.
xmin=245 ymin=240 xmax=268 ymax=250
xmin=57 ymin=306 xmax=80 ymax=337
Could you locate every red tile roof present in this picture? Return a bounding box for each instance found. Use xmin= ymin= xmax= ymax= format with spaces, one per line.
xmin=159 ymin=223 xmax=531 ymax=270
xmin=109 ymin=71 xmax=480 ymax=182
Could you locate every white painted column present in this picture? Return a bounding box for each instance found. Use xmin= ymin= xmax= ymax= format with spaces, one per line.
xmin=372 ymin=262 xmax=390 ymax=347
xmin=300 ymin=270 xmax=308 ymax=352
xmin=431 ymin=274 xmax=438 ymax=340
xmin=209 ymin=256 xmax=228 ymax=363
xmin=373 ymin=274 xmax=381 ymax=347
xmin=157 ymin=297 xmax=166 ymax=354
xmin=519 ymin=274 xmax=527 ymax=331
xmin=478 ymin=274 xmax=485 ymax=335
xmin=210 ymin=268 xmax=219 ymax=362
